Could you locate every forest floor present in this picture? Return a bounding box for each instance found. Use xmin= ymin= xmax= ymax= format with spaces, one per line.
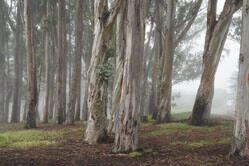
xmin=0 ymin=113 xmax=248 ymax=166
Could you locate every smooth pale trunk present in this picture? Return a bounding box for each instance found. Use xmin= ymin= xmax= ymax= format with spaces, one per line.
xmin=113 ymin=0 xmax=145 ymax=152
xmin=230 ymin=0 xmax=249 ymax=157
xmin=156 ymin=0 xmax=176 ymax=123
xmin=108 ymin=0 xmax=127 ymax=135
xmin=149 ymin=0 xmax=162 ymax=119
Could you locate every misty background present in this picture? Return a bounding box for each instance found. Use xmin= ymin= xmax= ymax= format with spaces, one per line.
xmin=172 ymin=0 xmax=240 ymax=117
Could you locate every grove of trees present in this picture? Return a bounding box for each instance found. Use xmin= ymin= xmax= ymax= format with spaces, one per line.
xmin=0 ymin=0 xmax=248 ymax=158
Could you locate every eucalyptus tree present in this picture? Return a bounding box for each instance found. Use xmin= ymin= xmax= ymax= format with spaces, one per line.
xmin=85 ymin=0 xmax=123 ymax=144
xmin=107 ymin=0 xmax=127 ymax=134
xmin=230 ymin=0 xmax=249 ymax=157
xmin=113 ymin=0 xmax=145 ymax=152
xmin=43 ymin=0 xmax=52 ymax=124
xmin=66 ymin=0 xmax=84 ymax=124
xmin=11 ymin=0 xmax=25 ymax=123
xmin=156 ymin=0 xmax=203 ymax=123
xmin=24 ymin=0 xmax=38 ymax=129
xmin=57 ymin=0 xmax=67 ymax=124
xmin=0 ymin=0 xmax=8 ymax=122
xmin=81 ymin=0 xmax=94 ymax=121
xmin=190 ymin=0 xmax=243 ymax=125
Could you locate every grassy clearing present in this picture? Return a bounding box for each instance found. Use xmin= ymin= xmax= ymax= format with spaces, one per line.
xmin=171 ymin=112 xmax=191 ymax=121
xmin=145 ymin=112 xmax=233 ymax=136
xmin=0 ymin=130 xmax=63 ymax=149
xmin=146 ymin=122 xmax=218 ymax=136
xmin=171 ymin=137 xmax=231 ymax=149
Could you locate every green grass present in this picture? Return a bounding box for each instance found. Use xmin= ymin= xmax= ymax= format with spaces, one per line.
xmin=171 ymin=112 xmax=191 ymax=121
xmin=128 ymin=151 xmax=143 ymax=158
xmin=146 ymin=122 xmax=216 ymax=136
xmin=0 ymin=130 xmax=63 ymax=149
xmin=171 ymin=137 xmax=231 ymax=148
xmin=145 ymin=111 xmax=234 ymax=136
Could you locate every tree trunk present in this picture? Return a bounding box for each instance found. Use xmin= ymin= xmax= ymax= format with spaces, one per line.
xmin=5 ymin=55 xmax=12 ymax=122
xmin=140 ymin=20 xmax=154 ymax=119
xmin=66 ymin=0 xmax=83 ymax=124
xmin=113 ymin=0 xmax=145 ymax=152
xmin=230 ymin=0 xmax=249 ymax=157
xmin=149 ymin=0 xmax=163 ymax=120
xmin=85 ymin=0 xmax=122 ymax=144
xmin=11 ymin=1 xmax=24 ymax=123
xmin=25 ymin=0 xmax=38 ymax=129
xmin=190 ymin=0 xmax=242 ymax=125
xmin=57 ymin=0 xmax=67 ymax=125
xmin=43 ymin=0 xmax=51 ymax=124
xmin=156 ymin=0 xmax=176 ymax=123
xmin=0 ymin=0 xmax=6 ymax=123
xmin=108 ymin=0 xmax=127 ymax=135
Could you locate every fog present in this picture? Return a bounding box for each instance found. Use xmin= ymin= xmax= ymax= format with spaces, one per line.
xmin=172 ymin=0 xmax=240 ymax=117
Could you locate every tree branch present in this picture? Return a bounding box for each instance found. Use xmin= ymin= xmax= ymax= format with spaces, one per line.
xmin=175 ymin=0 xmax=203 ymax=46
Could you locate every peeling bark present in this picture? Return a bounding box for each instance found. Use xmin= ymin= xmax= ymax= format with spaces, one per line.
xmin=113 ymin=0 xmax=145 ymax=152
xmin=230 ymin=0 xmax=249 ymax=157
xmin=108 ymin=0 xmax=127 ymax=135
xmin=85 ymin=0 xmax=123 ymax=144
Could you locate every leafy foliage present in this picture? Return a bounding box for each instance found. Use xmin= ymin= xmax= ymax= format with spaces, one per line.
xmin=97 ymin=63 xmax=113 ymax=81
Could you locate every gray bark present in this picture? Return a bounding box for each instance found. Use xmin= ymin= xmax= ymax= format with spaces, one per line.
xmin=113 ymin=0 xmax=145 ymax=152
xmin=108 ymin=0 xmax=127 ymax=135
xmin=12 ymin=1 xmax=24 ymax=123
xmin=57 ymin=0 xmax=67 ymax=124
xmin=43 ymin=0 xmax=51 ymax=124
xmin=191 ymin=0 xmax=242 ymax=125
xmin=25 ymin=0 xmax=38 ymax=129
xmin=156 ymin=0 xmax=176 ymax=123
xmin=85 ymin=0 xmax=123 ymax=144
xmin=67 ymin=0 xmax=83 ymax=124
xmin=230 ymin=0 xmax=249 ymax=157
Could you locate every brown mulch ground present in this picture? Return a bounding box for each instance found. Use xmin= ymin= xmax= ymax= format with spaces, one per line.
xmin=0 ymin=122 xmax=248 ymax=166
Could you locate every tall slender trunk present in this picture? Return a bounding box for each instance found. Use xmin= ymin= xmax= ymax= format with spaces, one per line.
xmin=156 ymin=0 xmax=176 ymax=123
xmin=190 ymin=0 xmax=242 ymax=125
xmin=67 ymin=0 xmax=83 ymax=124
xmin=85 ymin=0 xmax=122 ymax=144
xmin=113 ymin=0 xmax=145 ymax=152
xmin=11 ymin=2 xmax=24 ymax=123
xmin=149 ymin=0 xmax=163 ymax=119
xmin=230 ymin=0 xmax=249 ymax=157
xmin=25 ymin=0 xmax=38 ymax=129
xmin=57 ymin=0 xmax=67 ymax=124
xmin=5 ymin=55 xmax=12 ymax=122
xmin=140 ymin=21 xmax=154 ymax=118
xmin=43 ymin=0 xmax=51 ymax=124
xmin=0 ymin=0 xmax=6 ymax=123
xmin=108 ymin=0 xmax=127 ymax=134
